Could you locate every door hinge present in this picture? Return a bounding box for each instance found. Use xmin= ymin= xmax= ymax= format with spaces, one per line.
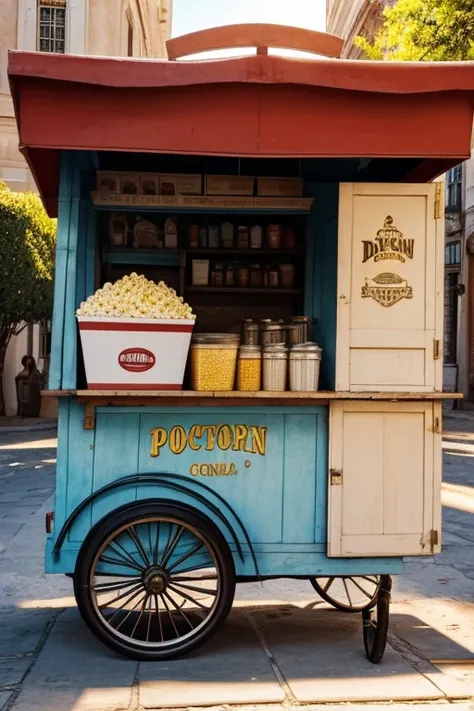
xmin=430 ymin=529 xmax=439 ymax=552
xmin=432 ymin=416 xmax=441 ymax=435
xmin=434 ymin=182 xmax=443 ymax=220
xmin=433 ymin=339 xmax=441 ymax=360
xmin=330 ymin=469 xmax=343 ymax=485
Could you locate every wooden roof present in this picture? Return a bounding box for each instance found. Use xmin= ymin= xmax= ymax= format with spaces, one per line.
xmin=8 ymin=25 xmax=474 ymax=216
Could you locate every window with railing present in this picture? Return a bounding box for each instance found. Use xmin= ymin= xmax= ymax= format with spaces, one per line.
xmin=446 ymin=165 xmax=463 ymax=212
xmin=38 ymin=2 xmax=66 ymax=53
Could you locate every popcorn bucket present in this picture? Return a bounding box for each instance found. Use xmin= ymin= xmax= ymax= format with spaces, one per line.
xmin=77 ymin=316 xmax=195 ymax=390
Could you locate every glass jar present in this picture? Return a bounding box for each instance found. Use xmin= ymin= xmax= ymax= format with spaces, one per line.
xmin=263 ymin=265 xmax=271 ymax=288
xmin=268 ymin=267 xmax=279 ymax=288
xmin=199 ymin=226 xmax=208 ymax=248
xmin=211 ymin=262 xmax=224 ymax=286
xmin=208 ymin=225 xmax=220 ymax=249
xmin=249 ymin=263 xmax=262 ymax=288
xmin=262 ymin=345 xmax=288 ymax=391
xmin=279 ymin=263 xmax=295 ymax=288
xmin=267 ymin=225 xmax=281 ymax=250
xmin=237 ymin=226 xmax=250 ymax=250
xmin=225 ymin=263 xmax=235 ymax=287
xmin=188 ymin=224 xmax=199 ymax=248
xmin=289 ymin=343 xmax=322 ymax=392
xmin=237 ymin=266 xmax=249 ymax=288
xmin=237 ymin=345 xmax=261 ymax=391
xmin=241 ymin=319 xmax=260 ymax=345
xmin=191 ymin=333 xmax=240 ymax=391
xmin=222 ymin=222 xmax=234 ymax=249
xmin=284 ymin=228 xmax=296 ymax=250
xmin=250 ymin=225 xmax=262 ymax=249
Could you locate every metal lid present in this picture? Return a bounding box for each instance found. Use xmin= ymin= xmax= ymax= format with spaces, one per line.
xmin=262 ymin=323 xmax=282 ymax=332
xmin=291 ymin=342 xmax=321 ymax=351
xmin=192 ymin=333 xmax=240 ymax=345
xmin=263 ymin=344 xmax=288 ymax=355
xmin=291 ymin=315 xmax=311 ymax=324
xmin=239 ymin=345 xmax=262 ymax=358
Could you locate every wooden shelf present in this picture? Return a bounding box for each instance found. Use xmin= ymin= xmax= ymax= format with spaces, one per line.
xmin=102 ymin=247 xmax=182 ymax=267
xmin=45 ymin=390 xmax=462 ymax=401
xmin=187 ymin=249 xmax=301 ymax=257
xmin=186 ymin=287 xmax=303 ymax=295
xmin=91 ymin=193 xmax=314 ymax=214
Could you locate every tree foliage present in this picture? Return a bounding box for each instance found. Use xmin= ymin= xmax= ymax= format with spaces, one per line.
xmin=355 ymin=0 xmax=474 ymax=61
xmin=0 ymin=182 xmax=56 ymax=415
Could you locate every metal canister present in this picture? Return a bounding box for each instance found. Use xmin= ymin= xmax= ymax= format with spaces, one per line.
xmin=289 ymin=343 xmax=322 ymax=392
xmin=241 ymin=319 xmax=260 ymax=346
xmin=263 ymin=344 xmax=288 ymax=391
xmin=289 ymin=316 xmax=312 ymax=345
xmin=260 ymin=320 xmax=284 ymax=346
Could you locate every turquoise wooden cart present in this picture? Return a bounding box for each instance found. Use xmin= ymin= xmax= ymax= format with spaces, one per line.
xmin=8 ymin=27 xmax=474 ymax=663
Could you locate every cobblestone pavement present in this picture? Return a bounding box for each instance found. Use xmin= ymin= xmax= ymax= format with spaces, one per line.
xmin=0 ymin=414 xmax=474 ymax=711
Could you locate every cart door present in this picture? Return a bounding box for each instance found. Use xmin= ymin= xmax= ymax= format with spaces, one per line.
xmin=327 ymin=401 xmax=442 ymax=558
xmin=336 ymin=183 xmax=443 ymax=392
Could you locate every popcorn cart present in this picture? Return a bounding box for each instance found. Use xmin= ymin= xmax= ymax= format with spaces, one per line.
xmin=8 ymin=26 xmax=474 ymax=663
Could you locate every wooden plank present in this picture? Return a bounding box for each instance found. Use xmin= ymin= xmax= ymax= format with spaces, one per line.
xmin=85 ymin=200 xmax=96 ymax=298
xmin=44 ymin=388 xmax=463 ymax=401
xmin=282 ymin=414 xmax=318 ymax=543
xmin=91 ymin=193 xmax=314 ymax=212
xmin=62 ymin=152 xmax=81 ymax=389
xmin=335 ymin=183 xmax=353 ymax=391
xmin=166 ymin=24 xmax=343 ymax=60
xmin=48 ymin=151 xmax=73 ymax=389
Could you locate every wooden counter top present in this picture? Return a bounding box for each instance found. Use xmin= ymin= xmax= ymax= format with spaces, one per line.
xmin=42 ymin=390 xmax=461 ymax=429
xmin=44 ymin=389 xmax=462 ymax=401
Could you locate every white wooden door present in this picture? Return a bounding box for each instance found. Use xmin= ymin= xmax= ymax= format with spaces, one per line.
xmin=327 ymin=401 xmax=442 ymax=558
xmin=336 ymin=183 xmax=444 ymax=392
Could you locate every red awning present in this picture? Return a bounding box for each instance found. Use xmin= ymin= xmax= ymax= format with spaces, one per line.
xmin=8 ymin=49 xmax=474 ymax=216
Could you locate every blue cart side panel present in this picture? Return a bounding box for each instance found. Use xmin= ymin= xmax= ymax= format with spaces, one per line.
xmin=46 ymin=402 xmax=403 ymax=577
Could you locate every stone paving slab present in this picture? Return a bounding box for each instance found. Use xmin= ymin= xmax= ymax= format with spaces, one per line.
xmin=0 ymin=609 xmax=55 ymax=656
xmin=0 ymin=657 xmax=31 ymax=687
xmin=11 ymin=609 xmax=136 ymax=711
xmin=0 ymin=692 xmax=12 ymax=710
xmin=139 ymin=610 xmax=285 ymax=709
xmin=252 ymin=606 xmax=444 ymax=703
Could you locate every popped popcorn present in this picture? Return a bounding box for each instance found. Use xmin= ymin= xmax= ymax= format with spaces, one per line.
xmin=76 ymin=273 xmax=194 ymax=320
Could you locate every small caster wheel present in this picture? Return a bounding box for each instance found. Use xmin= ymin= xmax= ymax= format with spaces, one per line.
xmin=362 ymin=575 xmax=391 ymax=664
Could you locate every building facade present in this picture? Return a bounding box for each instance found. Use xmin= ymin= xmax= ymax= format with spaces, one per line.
xmin=326 ymin=0 xmax=394 ymax=59
xmin=327 ymin=0 xmax=473 ymax=402
xmin=1 ymin=0 xmax=172 ymax=415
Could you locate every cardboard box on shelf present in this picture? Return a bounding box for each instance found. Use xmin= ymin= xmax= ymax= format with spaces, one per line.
xmin=258 ymin=177 xmax=303 ymax=197
xmin=159 ymin=174 xmax=202 ymax=196
xmin=205 ymin=175 xmax=254 ymax=196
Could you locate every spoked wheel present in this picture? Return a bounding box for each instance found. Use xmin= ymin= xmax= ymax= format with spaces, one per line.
xmin=74 ymin=503 xmax=235 ymax=660
xmin=310 ymin=575 xmax=382 ymax=612
xmin=362 ymin=574 xmax=391 ymax=664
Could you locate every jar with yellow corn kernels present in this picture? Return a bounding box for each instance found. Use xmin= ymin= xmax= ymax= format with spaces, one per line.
xmin=190 ymin=333 xmax=239 ymax=391
xmin=237 ymin=345 xmax=261 ymax=391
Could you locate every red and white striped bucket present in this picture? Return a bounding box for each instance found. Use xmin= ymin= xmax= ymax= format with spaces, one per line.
xmin=77 ymin=316 xmax=195 ymax=390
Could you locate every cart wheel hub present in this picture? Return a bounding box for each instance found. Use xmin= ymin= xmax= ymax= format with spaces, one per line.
xmin=150 ymin=575 xmax=165 ymax=593
xmin=143 ymin=567 xmax=168 ymax=594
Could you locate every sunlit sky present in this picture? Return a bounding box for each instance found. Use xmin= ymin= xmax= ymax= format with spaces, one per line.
xmin=171 ymin=0 xmax=327 ymax=59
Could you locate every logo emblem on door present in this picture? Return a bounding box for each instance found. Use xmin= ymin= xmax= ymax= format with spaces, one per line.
xmin=362 ymin=216 xmax=414 ymax=264
xmin=118 ymin=348 xmax=156 ymax=372
xmin=361 ymin=272 xmax=413 ymax=307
